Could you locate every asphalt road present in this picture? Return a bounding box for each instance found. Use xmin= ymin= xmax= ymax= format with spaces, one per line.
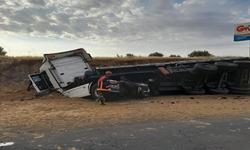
xmin=1 ymin=115 xmax=250 ymax=150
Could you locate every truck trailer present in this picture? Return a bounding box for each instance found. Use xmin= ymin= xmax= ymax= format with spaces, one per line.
xmin=28 ymin=48 xmax=250 ymax=99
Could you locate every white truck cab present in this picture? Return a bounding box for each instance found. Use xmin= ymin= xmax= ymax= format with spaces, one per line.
xmin=28 ymin=48 xmax=93 ymax=98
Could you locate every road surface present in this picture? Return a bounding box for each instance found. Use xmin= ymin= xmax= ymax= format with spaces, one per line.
xmin=1 ymin=115 xmax=250 ymax=150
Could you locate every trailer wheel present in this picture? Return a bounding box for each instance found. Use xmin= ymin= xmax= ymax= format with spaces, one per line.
xmin=228 ymin=86 xmax=250 ymax=91
xmin=208 ymin=88 xmax=228 ymax=95
xmin=194 ymin=63 xmax=217 ymax=74
xmin=228 ymin=86 xmax=250 ymax=94
xmin=228 ymin=89 xmax=250 ymax=94
xmin=214 ymin=62 xmax=238 ymax=71
xmin=157 ymin=86 xmax=182 ymax=95
xmin=233 ymin=61 xmax=250 ymax=69
xmin=184 ymin=88 xmax=205 ymax=95
xmin=90 ymin=83 xmax=101 ymax=99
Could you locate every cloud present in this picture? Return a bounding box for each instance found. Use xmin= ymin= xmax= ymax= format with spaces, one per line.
xmin=0 ymin=0 xmax=250 ymax=54
xmin=26 ymin=0 xmax=46 ymax=6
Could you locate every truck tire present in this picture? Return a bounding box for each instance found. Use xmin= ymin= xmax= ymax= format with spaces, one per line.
xmin=228 ymin=89 xmax=250 ymax=94
xmin=90 ymin=83 xmax=101 ymax=99
xmin=228 ymin=86 xmax=250 ymax=94
xmin=194 ymin=63 xmax=217 ymax=74
xmin=233 ymin=61 xmax=250 ymax=69
xmin=214 ymin=62 xmax=238 ymax=71
xmin=208 ymin=88 xmax=228 ymax=95
xmin=184 ymin=88 xmax=205 ymax=95
xmin=157 ymin=86 xmax=182 ymax=95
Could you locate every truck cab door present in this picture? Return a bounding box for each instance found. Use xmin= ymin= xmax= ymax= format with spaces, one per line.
xmin=28 ymin=73 xmax=50 ymax=93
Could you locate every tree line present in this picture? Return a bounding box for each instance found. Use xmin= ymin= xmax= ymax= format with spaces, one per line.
xmin=0 ymin=47 xmax=7 ymax=56
xmin=0 ymin=46 xmax=214 ymax=57
xmin=123 ymin=50 xmax=213 ymax=57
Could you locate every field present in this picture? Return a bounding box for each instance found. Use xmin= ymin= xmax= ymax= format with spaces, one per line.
xmin=0 ymin=55 xmax=214 ymax=70
xmin=1 ymin=86 xmax=250 ymax=136
xmin=0 ymin=55 xmax=228 ymax=86
xmin=1 ymin=55 xmax=250 ymax=139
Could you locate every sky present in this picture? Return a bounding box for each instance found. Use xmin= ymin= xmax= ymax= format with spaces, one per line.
xmin=1 ymin=0 xmax=250 ymax=57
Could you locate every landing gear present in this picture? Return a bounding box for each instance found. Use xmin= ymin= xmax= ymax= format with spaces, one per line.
xmin=182 ymin=63 xmax=217 ymax=95
xmin=205 ymin=62 xmax=238 ymax=95
xmin=226 ymin=61 xmax=250 ymax=94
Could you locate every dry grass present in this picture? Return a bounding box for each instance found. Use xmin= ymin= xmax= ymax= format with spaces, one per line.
xmin=1 ymin=91 xmax=250 ymax=132
xmin=88 ymin=56 xmax=221 ymax=67
xmin=1 ymin=84 xmax=27 ymax=93
xmin=0 ymin=56 xmax=42 ymax=71
xmin=0 ymin=55 xmax=243 ymax=71
xmin=0 ymin=55 xmax=42 ymax=62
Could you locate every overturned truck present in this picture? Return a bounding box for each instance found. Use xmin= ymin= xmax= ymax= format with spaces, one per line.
xmin=28 ymin=48 xmax=250 ymax=99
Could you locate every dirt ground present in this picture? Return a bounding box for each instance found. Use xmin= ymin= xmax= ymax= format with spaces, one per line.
xmin=1 ymin=86 xmax=250 ymax=136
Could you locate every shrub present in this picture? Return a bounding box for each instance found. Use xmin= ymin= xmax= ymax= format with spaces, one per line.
xmin=149 ymin=52 xmax=163 ymax=57
xmin=169 ymin=55 xmax=181 ymax=57
xmin=188 ymin=50 xmax=213 ymax=57
xmin=0 ymin=47 xmax=7 ymax=56
xmin=126 ymin=53 xmax=134 ymax=57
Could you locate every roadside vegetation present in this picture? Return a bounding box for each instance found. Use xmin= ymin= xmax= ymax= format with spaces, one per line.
xmin=188 ymin=50 xmax=214 ymax=57
xmin=0 ymin=56 xmax=42 ymax=72
xmin=0 ymin=46 xmax=7 ymax=56
xmin=0 ymin=54 xmax=234 ymax=71
xmin=0 ymin=47 xmax=238 ymax=72
xmin=149 ymin=52 xmax=164 ymax=57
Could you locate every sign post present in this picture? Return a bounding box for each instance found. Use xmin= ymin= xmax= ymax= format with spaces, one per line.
xmin=234 ymin=22 xmax=250 ymax=57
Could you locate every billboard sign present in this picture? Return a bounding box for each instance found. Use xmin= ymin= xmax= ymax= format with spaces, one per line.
xmin=234 ymin=22 xmax=250 ymax=41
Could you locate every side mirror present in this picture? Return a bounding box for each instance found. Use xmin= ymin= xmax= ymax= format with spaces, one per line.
xmin=85 ymin=70 xmax=93 ymax=77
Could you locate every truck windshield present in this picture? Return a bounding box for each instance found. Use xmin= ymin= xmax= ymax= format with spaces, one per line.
xmin=31 ymin=75 xmax=48 ymax=91
xmin=31 ymin=76 xmax=41 ymax=82
xmin=29 ymin=71 xmax=54 ymax=92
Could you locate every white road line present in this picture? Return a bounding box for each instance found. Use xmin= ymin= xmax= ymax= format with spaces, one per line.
xmin=180 ymin=120 xmax=211 ymax=125
xmin=0 ymin=142 xmax=14 ymax=147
